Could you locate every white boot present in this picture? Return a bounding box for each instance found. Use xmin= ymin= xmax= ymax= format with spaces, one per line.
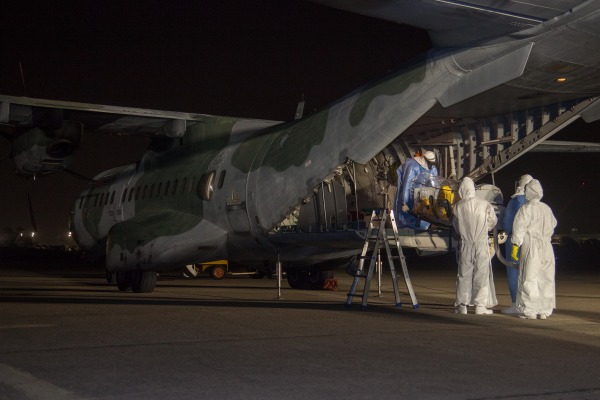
xmin=519 ymin=313 xmax=536 ymax=319
xmin=501 ymin=303 xmax=519 ymax=314
xmin=475 ymin=306 xmax=493 ymax=315
xmin=454 ymin=304 xmax=467 ymax=314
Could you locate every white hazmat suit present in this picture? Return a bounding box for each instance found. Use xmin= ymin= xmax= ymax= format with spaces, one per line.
xmin=453 ymin=177 xmax=498 ymax=314
xmin=511 ymin=179 xmax=557 ymax=319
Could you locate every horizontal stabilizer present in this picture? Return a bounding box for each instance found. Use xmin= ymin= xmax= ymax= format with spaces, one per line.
xmin=438 ymin=43 xmax=533 ymax=108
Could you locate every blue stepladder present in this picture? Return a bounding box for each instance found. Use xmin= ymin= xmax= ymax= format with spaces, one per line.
xmin=346 ymin=209 xmax=419 ymax=310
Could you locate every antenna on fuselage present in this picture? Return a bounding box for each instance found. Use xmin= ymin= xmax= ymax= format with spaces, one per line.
xmin=294 ymin=94 xmax=305 ymax=120
xmin=19 ymin=61 xmax=27 ymax=96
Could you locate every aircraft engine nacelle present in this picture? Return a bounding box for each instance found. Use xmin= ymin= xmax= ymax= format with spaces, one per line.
xmin=11 ymin=120 xmax=82 ymax=175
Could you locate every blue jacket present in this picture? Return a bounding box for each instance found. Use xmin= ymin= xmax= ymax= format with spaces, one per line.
xmin=395 ymin=158 xmax=437 ymax=229
xmin=503 ymin=194 xmax=526 ymax=262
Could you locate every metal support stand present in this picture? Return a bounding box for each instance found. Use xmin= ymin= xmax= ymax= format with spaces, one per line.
xmin=276 ymin=250 xmax=283 ymax=300
xmin=346 ymin=209 xmax=419 ymax=310
xmin=376 ymin=249 xmax=382 ymax=297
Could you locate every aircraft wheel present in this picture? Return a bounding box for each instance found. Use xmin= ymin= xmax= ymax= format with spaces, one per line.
xmin=116 ymin=271 xmax=132 ymax=291
xmin=131 ymin=271 xmax=157 ymax=293
xmin=210 ymin=265 xmax=226 ymax=280
xmin=286 ymin=269 xmax=308 ymax=289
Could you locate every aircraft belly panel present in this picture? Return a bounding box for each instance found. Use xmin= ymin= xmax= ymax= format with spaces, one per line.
xmin=106 ymin=217 xmax=226 ymax=272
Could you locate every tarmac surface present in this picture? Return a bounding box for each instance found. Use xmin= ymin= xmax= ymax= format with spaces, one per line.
xmin=1 ymin=258 xmax=599 ymax=400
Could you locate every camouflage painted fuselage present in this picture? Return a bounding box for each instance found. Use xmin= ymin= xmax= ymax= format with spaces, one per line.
xmin=71 ymin=38 xmax=538 ymax=273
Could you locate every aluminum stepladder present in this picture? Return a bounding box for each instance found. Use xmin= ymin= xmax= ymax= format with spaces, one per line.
xmin=346 ymin=209 xmax=419 ymax=310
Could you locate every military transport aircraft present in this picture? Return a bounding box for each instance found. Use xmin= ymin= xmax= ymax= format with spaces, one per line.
xmin=1 ymin=0 xmax=600 ymax=292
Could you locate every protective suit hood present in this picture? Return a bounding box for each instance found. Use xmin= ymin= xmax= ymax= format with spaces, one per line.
xmin=525 ymin=179 xmax=543 ymax=202
xmin=458 ymin=177 xmax=476 ymax=199
xmin=514 ymin=174 xmax=533 ymax=197
xmin=424 ymin=151 xmax=436 ymax=163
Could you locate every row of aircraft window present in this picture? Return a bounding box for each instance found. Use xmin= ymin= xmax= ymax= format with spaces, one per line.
xmin=78 ymin=170 xmax=221 ymax=209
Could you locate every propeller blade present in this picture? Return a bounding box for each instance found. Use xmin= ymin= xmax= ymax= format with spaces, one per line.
xmin=26 ymin=177 xmax=38 ymax=233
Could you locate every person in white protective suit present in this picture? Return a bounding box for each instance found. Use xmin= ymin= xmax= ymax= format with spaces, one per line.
xmin=453 ymin=177 xmax=498 ymax=315
xmin=501 ymin=174 xmax=534 ymax=315
xmin=511 ymin=179 xmax=557 ymax=320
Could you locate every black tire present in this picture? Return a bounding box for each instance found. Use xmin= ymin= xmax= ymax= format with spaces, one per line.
xmin=210 ymin=265 xmax=226 ymax=280
xmin=116 ymin=271 xmax=131 ymax=291
xmin=131 ymin=271 xmax=157 ymax=293
xmin=286 ymin=269 xmax=308 ymax=290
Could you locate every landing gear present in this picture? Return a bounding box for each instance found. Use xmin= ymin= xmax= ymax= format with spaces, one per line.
xmin=115 ymin=270 xmax=157 ymax=293
xmin=286 ymin=268 xmax=333 ymax=290
xmin=116 ymin=271 xmax=132 ymax=291
xmin=286 ymin=269 xmax=307 ymax=289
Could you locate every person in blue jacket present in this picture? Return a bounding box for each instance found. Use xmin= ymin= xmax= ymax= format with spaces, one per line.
xmin=394 ymin=150 xmax=438 ymax=229
xmin=501 ymin=174 xmax=533 ymax=314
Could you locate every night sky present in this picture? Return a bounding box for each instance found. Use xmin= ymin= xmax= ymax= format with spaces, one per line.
xmin=1 ymin=0 xmax=598 ymax=244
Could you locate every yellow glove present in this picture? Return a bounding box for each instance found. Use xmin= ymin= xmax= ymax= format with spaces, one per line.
xmin=511 ymin=244 xmax=519 ymax=262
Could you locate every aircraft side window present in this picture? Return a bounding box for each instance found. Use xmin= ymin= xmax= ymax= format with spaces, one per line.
xmin=157 ymin=182 xmax=162 ymax=197
xmin=122 ymin=189 xmax=128 ymax=203
xmin=142 ymin=185 xmax=147 ymax=200
xmin=79 ymin=197 xmax=84 ymax=209
xmin=181 ymin=177 xmax=187 ymax=194
xmin=105 ymin=192 xmax=110 ymax=206
xmin=135 ymin=186 xmax=141 ymax=200
xmin=149 ymin=184 xmax=155 ymax=199
xmin=110 ymin=191 xmax=116 ymax=205
xmin=189 ymin=176 xmax=196 ymax=193
xmin=218 ymin=170 xmax=226 ymax=189
xmin=128 ymin=187 xmax=135 ymax=202
xmin=172 ymin=179 xmax=178 ymax=196
xmin=198 ymin=170 xmax=216 ymax=200
xmin=94 ymin=194 xmax=99 ymax=207
xmin=164 ymin=181 xmax=170 ymax=196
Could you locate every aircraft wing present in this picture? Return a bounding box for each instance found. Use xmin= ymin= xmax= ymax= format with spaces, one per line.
xmin=0 ymin=94 xmax=280 ymax=137
xmin=312 ymin=0 xmax=585 ymax=47
xmin=0 ymin=94 xmax=281 ymax=175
